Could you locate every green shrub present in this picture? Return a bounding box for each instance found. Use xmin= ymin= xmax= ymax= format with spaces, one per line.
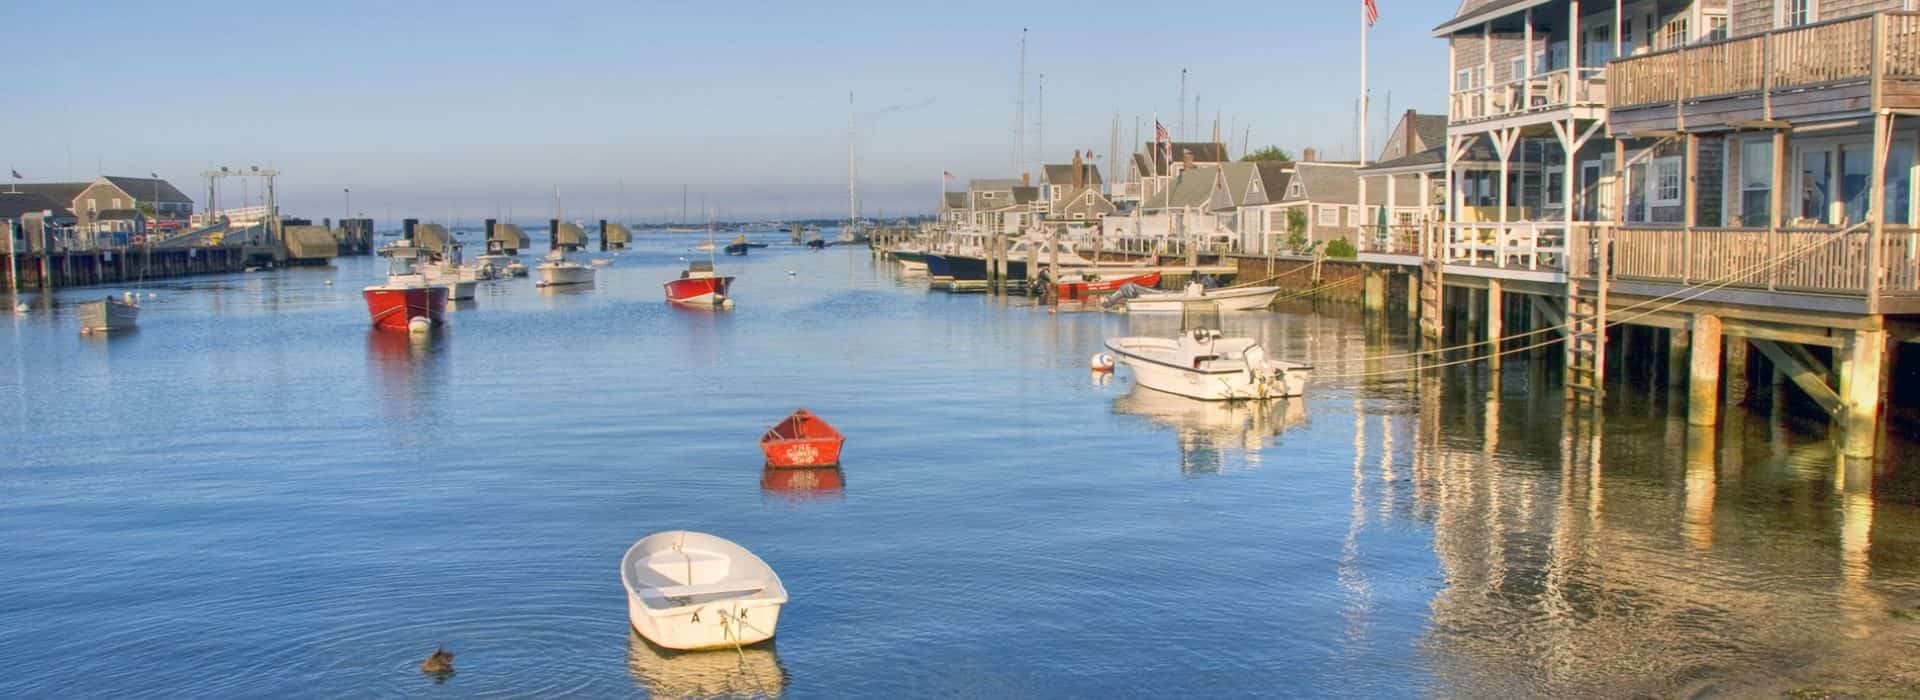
xmin=1324 ymin=238 xmax=1358 ymax=259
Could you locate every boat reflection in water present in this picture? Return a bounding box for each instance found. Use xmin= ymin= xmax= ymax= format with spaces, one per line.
xmin=626 ymin=629 xmax=788 ymax=698
xmin=1112 ymin=388 xmax=1306 ymax=475
xmin=761 ymin=465 xmax=845 ymax=501
xmin=364 ymin=328 xmax=448 ymax=427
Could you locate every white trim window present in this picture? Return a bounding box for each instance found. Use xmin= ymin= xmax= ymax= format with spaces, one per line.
xmin=1316 ymin=206 xmax=1339 ymax=227
xmin=1704 ymin=12 xmax=1730 ymax=42
xmin=1778 ymin=0 xmax=1816 ymax=28
xmin=1651 ymin=156 xmax=1683 ymax=207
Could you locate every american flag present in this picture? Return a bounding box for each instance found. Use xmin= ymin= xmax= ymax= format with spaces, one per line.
xmin=1364 ymin=0 xmax=1379 ymax=26
xmin=943 ymin=170 xmax=955 ymax=180
xmin=9 ymin=169 xmax=19 ymax=180
xmin=1154 ymin=120 xmax=1170 ymax=145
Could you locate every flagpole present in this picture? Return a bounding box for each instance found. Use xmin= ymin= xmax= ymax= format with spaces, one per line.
xmin=1359 ymin=0 xmax=1369 ymax=167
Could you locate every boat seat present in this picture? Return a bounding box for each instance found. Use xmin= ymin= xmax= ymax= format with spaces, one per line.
xmin=655 ymin=581 xmax=764 ymax=599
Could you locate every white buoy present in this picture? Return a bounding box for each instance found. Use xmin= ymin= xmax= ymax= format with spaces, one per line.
xmin=145 ymin=292 xmax=155 ymax=299
xmin=408 ymin=316 xmax=431 ymax=334
xmin=1090 ymin=353 xmax=1115 ymax=372
xmin=14 ymin=302 xmax=27 ymax=314
xmin=788 ymin=270 xmax=797 ymax=277
xmin=122 ymin=291 xmax=135 ymax=301
xmin=324 ymin=279 xmax=333 ymax=286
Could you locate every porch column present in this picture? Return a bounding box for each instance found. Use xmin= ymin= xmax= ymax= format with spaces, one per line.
xmin=1684 ymin=133 xmax=1699 ymax=227
xmin=1689 ymin=314 xmax=1723 ymax=427
xmin=1868 ymin=111 xmax=1890 ymax=313
xmin=1840 ymin=329 xmax=1887 ymax=459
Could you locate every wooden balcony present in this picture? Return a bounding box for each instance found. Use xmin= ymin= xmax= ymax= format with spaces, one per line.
xmin=1450 ymin=68 xmax=1607 ymax=126
xmin=1609 ymin=11 xmax=1920 ymax=133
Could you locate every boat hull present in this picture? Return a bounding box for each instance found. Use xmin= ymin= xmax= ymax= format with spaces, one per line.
xmin=664 ymin=276 xmax=735 ymax=307
xmin=441 ymin=279 xmax=477 ymax=301
xmin=1056 ymin=271 xmax=1162 ymax=300
xmin=1125 ymin=286 xmax=1282 ymax=313
xmin=759 ymin=408 xmax=845 ymax=467
xmin=78 ymin=299 xmax=139 ymax=333
xmin=362 ymin=286 xmax=448 ymax=331
xmin=1104 ymin=337 xmax=1309 ymax=400
xmin=538 ymin=263 xmax=595 ymax=287
xmin=724 ymin=243 xmax=750 ymax=256
xmin=622 ymin=531 xmax=787 ymax=651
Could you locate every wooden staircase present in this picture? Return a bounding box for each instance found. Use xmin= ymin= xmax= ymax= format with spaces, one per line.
xmin=1419 ymin=224 xmax=1445 ymax=342
xmin=1564 ymin=225 xmax=1609 ymax=401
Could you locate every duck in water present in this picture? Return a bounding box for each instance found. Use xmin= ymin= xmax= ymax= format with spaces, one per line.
xmin=420 ymin=646 xmax=455 ymax=680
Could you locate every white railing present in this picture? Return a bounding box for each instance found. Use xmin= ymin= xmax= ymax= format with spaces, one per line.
xmin=1451 ymin=67 xmax=1607 ymax=122
xmin=1442 ymin=222 xmax=1568 ymax=270
xmin=190 ymin=205 xmax=273 ymax=227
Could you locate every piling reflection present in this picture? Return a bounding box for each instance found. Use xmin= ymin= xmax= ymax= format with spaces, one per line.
xmin=1111 ymin=389 xmax=1306 ymax=474
xmin=626 ymin=629 xmax=788 ymax=698
xmin=1405 ymin=367 xmax=1920 ymax=696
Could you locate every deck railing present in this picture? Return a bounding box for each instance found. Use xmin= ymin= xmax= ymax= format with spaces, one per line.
xmin=1609 ymin=12 xmax=1910 ymax=111
xmin=1357 ymin=224 xmax=1424 ymax=256
xmin=1451 ymin=67 xmax=1606 ymax=123
xmin=1610 ymin=226 xmax=1920 ymax=297
xmin=1441 ymin=222 xmax=1567 ymax=270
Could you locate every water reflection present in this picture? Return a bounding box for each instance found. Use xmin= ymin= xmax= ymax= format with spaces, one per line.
xmin=364 ymin=329 xmax=448 ymax=427
xmin=760 ymin=466 xmax=845 ymax=501
xmin=626 ymin=629 xmax=788 ymax=698
xmin=1111 ymin=389 xmax=1306 ymax=474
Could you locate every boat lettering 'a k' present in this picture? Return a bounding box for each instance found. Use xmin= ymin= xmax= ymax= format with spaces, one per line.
xmin=785 ymin=444 xmax=821 ymax=466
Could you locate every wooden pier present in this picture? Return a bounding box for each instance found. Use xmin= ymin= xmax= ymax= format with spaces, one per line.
xmin=7 ymin=246 xmax=249 ymax=290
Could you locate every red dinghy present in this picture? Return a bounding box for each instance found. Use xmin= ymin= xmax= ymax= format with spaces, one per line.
xmin=759 ymin=409 xmax=845 ymax=468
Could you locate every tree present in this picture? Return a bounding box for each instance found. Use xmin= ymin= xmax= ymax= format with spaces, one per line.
xmin=1241 ymin=146 xmax=1293 ymax=163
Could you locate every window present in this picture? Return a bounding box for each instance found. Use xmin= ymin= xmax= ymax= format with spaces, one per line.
xmin=1888 ymin=141 xmax=1914 ymax=226
xmin=1545 ymin=166 xmax=1566 ymax=207
xmin=1287 ymin=182 xmax=1304 ymax=199
xmin=1801 ymin=148 xmax=1833 ymax=222
xmin=1705 ymin=13 xmax=1730 ymax=41
xmin=1584 ymin=25 xmax=1614 ymax=68
xmin=1316 ymin=206 xmax=1339 ymax=227
xmin=1658 ymin=16 xmax=1690 ymax=50
xmin=1740 ymin=139 xmax=1773 ymax=226
xmin=1347 ymin=206 xmax=1363 ymax=225
xmin=1651 ymin=156 xmax=1683 ymax=207
xmin=1509 ymin=57 xmax=1526 ymax=82
xmin=1780 ymin=0 xmax=1816 ymax=28
xmin=87 ymin=198 xmax=97 ymax=212
xmin=1456 ymin=69 xmax=1475 ymax=91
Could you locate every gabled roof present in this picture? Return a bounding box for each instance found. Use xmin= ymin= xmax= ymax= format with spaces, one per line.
xmin=1041 ymin=164 xmax=1103 ymax=187
xmin=1216 ymin=162 xmax=1262 ymax=208
xmin=1140 ymin=141 xmax=1230 ymax=174
xmin=10 ymin=182 xmax=90 ymax=206
xmin=0 ymin=192 xmax=72 ymax=220
xmin=1140 ymin=168 xmax=1219 ymax=210
xmin=1056 ymin=186 xmax=1116 ymax=217
xmin=1282 ymin=163 xmax=1362 ymax=205
xmin=1358 ymin=146 xmax=1446 ymax=175
xmin=1132 ymin=153 xmax=1154 ymax=178
xmin=1435 ymin=0 xmax=1546 ymax=35
xmin=942 ymin=192 xmax=968 ymax=210
xmin=100 ymin=176 xmax=193 ymax=204
xmin=1411 ymin=114 xmax=1448 ymax=152
xmin=1254 ymin=162 xmax=1294 ymax=202
xmin=968 ymin=178 xmax=1019 ymax=193
xmin=1011 ymin=186 xmax=1040 ymax=205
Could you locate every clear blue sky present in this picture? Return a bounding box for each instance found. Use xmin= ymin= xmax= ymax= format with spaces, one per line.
xmin=1 ymin=0 xmax=1453 ymax=222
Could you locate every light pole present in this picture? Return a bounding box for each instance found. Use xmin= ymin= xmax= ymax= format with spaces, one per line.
xmin=343 ymin=188 xmax=350 ymax=223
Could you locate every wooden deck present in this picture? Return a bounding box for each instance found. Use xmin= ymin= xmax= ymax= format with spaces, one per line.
xmin=1609 ymin=11 xmax=1920 ymax=133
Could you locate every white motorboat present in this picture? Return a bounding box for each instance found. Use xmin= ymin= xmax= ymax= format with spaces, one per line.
xmin=536 ymin=248 xmax=595 ymax=287
xmin=1115 ymin=280 xmax=1282 ymax=313
xmin=1104 ymin=302 xmax=1310 ymax=400
xmin=474 ymin=252 xmax=519 ymax=278
xmin=621 ymin=531 xmax=788 ymax=651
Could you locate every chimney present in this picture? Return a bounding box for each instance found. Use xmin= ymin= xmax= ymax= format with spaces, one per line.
xmin=1182 ymin=149 xmax=1195 ymax=170
xmin=1021 ymin=172 xmax=1030 ymax=187
xmin=549 ymin=219 xmax=559 ymax=251
xmin=1071 ymin=150 xmax=1084 ymax=189
xmin=1302 ymin=148 xmax=1318 ymax=163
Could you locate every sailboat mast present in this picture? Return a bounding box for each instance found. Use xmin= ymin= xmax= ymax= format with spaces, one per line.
xmin=848 ymin=91 xmax=857 ymax=231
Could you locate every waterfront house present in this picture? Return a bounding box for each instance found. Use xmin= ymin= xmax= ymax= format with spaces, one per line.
xmin=1209 ymin=162 xmax=1272 ymax=252
xmin=1126 ymin=141 xmax=1230 ymax=206
xmin=939 ymin=192 xmax=968 ymax=226
xmin=11 ymin=176 xmax=192 ymax=231
xmin=1357 ymin=110 xmax=1451 ymax=253
xmin=1237 ymin=161 xmax=1297 ymax=254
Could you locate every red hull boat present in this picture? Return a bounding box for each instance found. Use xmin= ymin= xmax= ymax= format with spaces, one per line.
xmin=664 ymin=260 xmax=735 ymax=307
xmin=364 ymin=244 xmax=448 ymax=331
xmin=759 ymin=408 xmax=845 ymax=468
xmin=363 ymin=286 xmax=448 ymax=331
xmin=1055 ymin=270 xmax=1163 ymax=301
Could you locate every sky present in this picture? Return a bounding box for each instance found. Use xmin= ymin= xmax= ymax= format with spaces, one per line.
xmin=1 ymin=0 xmax=1456 ymax=222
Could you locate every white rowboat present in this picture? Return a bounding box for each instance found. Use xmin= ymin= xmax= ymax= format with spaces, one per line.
xmin=621 ymin=531 xmax=788 ymax=651
xmin=1121 ymin=284 xmax=1281 ymax=313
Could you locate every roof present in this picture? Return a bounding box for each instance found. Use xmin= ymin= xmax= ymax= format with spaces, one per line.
xmin=93 ymin=208 xmax=142 ymax=221
xmin=1217 ymin=162 xmax=1261 ymax=208
xmin=99 ymin=176 xmax=193 ymax=204
xmin=1132 ymin=153 xmax=1154 ymax=177
xmin=603 ymin=222 xmax=632 ymax=245
xmin=412 ymin=223 xmax=452 ymax=250
xmin=489 ymin=223 xmax=530 ymax=248
xmin=1011 ymin=186 xmax=1040 ymax=205
xmin=968 ymin=178 xmax=1019 ymax=193
xmin=9 ymin=182 xmax=90 ymax=206
xmin=1411 ymin=114 xmax=1448 ymax=152
xmin=555 ymin=222 xmax=588 ymax=247
xmin=283 ymin=225 xmax=339 ymax=260
xmin=1358 ymin=146 xmax=1445 ymax=174
xmin=0 ymin=192 xmax=72 ymax=220
xmin=1041 ymin=163 xmax=1103 ymax=187
xmin=1283 ymin=163 xmax=1362 ymax=205
xmin=942 ymin=192 xmax=967 ymax=210
xmin=1254 ymin=162 xmax=1294 ymax=202
xmin=1140 ymin=168 xmax=1219 ymax=210
xmin=1435 ymin=0 xmax=1546 ymax=35
xmin=1056 ymin=186 xmax=1116 ymax=217
xmin=1141 ymin=142 xmax=1230 ymax=173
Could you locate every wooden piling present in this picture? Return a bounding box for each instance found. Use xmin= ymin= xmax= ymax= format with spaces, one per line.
xmin=1689 ymin=314 xmax=1723 ymax=427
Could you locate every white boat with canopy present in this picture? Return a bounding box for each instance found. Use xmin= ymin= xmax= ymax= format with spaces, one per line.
xmin=1104 ymin=302 xmax=1310 ymax=400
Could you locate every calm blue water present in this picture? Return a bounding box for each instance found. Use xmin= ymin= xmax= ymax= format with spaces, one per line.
xmin=5 ymin=232 xmax=1920 ymax=697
